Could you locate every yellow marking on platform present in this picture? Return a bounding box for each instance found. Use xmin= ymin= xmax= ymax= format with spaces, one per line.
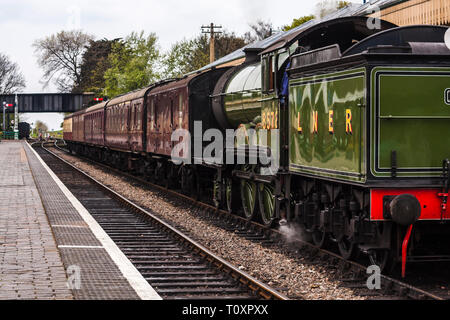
xmin=20 ymin=147 xmax=27 ymax=163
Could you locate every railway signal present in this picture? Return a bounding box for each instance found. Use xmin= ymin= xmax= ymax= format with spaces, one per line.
xmin=94 ymin=97 xmax=104 ymax=102
xmin=2 ymin=102 xmax=15 ymax=132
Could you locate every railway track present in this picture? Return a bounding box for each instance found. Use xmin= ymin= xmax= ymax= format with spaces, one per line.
xmin=49 ymin=139 xmax=449 ymax=300
xmin=33 ymin=141 xmax=288 ymax=300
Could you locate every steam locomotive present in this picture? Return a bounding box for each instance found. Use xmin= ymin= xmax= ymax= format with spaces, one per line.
xmin=63 ymin=16 xmax=450 ymax=276
xmin=19 ymin=122 xmax=30 ymax=139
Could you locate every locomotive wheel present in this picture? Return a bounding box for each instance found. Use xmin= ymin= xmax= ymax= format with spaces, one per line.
xmin=225 ymin=177 xmax=240 ymax=214
xmin=147 ymin=163 xmax=157 ymax=183
xmin=368 ymin=223 xmax=397 ymax=273
xmin=193 ymin=171 xmax=202 ymax=200
xmin=336 ymin=214 xmax=358 ymax=260
xmin=368 ymin=249 xmax=391 ymax=272
xmin=213 ymin=176 xmax=221 ymax=208
xmin=181 ymin=166 xmax=196 ymax=197
xmin=337 ymin=237 xmax=357 ymax=260
xmin=165 ymin=163 xmax=178 ymax=189
xmin=312 ymin=228 xmax=329 ymax=248
xmin=257 ymin=183 xmax=275 ymax=227
xmin=225 ymin=178 xmax=233 ymax=212
xmin=240 ymin=179 xmax=258 ymax=221
xmin=155 ymin=162 xmax=166 ymax=186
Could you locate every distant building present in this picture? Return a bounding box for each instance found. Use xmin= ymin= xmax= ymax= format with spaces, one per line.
xmin=365 ymin=0 xmax=450 ymax=26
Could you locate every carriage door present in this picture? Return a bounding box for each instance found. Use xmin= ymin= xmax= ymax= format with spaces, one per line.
xmin=162 ymin=95 xmax=173 ymax=156
xmin=147 ymin=98 xmax=156 ymax=153
xmin=156 ymin=95 xmax=166 ymax=154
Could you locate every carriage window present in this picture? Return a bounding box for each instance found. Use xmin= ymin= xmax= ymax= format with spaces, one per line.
xmin=131 ymin=105 xmax=135 ymax=130
xmin=118 ymin=108 xmax=122 ymax=132
xmin=178 ymin=94 xmax=183 ymax=128
xmin=133 ymin=104 xmax=137 ymax=130
xmin=262 ymin=56 xmax=275 ymax=93
xmin=121 ymin=108 xmax=125 ymax=132
xmin=137 ymin=104 xmax=141 ymax=130
xmin=115 ymin=108 xmax=118 ymax=133
xmin=135 ymin=104 xmax=139 ymax=129
xmin=278 ymin=51 xmax=289 ymax=70
xmin=132 ymin=105 xmax=135 ymax=130
xmin=170 ymin=99 xmax=174 ymax=128
xmin=269 ymin=56 xmax=275 ymax=91
xmin=150 ymin=100 xmax=155 ymax=130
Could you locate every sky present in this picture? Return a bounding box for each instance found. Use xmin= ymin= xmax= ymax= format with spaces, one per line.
xmin=0 ymin=0 xmax=343 ymax=130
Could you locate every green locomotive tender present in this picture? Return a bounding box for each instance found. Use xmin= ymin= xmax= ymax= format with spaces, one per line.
xmin=285 ymin=26 xmax=450 ymax=275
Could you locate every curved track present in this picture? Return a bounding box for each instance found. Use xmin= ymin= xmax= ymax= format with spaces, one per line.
xmin=49 ymin=139 xmax=449 ymax=300
xmin=33 ymin=141 xmax=288 ymax=300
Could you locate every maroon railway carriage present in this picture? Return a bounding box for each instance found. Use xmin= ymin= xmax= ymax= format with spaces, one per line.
xmin=71 ymin=108 xmax=86 ymax=143
xmin=62 ymin=115 xmax=73 ymax=141
xmin=146 ymin=76 xmax=193 ymax=157
xmin=64 ymin=68 xmax=228 ymax=183
xmin=84 ymin=102 xmax=106 ymax=146
xmin=145 ymin=70 xmax=230 ymax=189
xmin=104 ymin=86 xmax=152 ymax=154
xmin=146 ymin=69 xmax=228 ymax=157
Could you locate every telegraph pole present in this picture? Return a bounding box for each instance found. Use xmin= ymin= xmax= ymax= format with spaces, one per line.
xmin=201 ymin=23 xmax=222 ymax=63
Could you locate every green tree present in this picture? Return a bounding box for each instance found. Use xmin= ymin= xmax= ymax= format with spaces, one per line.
xmin=73 ymin=38 xmax=120 ymax=94
xmin=103 ymin=31 xmax=161 ymax=98
xmin=338 ymin=1 xmax=351 ymax=9
xmin=162 ymin=31 xmax=246 ymax=78
xmin=163 ymin=37 xmax=205 ymax=78
xmin=282 ymin=15 xmax=316 ymax=31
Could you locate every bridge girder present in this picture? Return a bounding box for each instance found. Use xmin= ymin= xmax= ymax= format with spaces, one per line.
xmin=0 ymin=93 xmax=95 ymax=113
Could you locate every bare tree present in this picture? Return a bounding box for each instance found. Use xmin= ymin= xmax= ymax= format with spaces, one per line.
xmin=0 ymin=53 xmax=26 ymax=94
xmin=315 ymin=0 xmax=350 ymax=19
xmin=33 ymin=30 xmax=93 ymax=92
xmin=34 ymin=120 xmax=48 ymax=133
xmin=244 ymin=19 xmax=273 ymax=43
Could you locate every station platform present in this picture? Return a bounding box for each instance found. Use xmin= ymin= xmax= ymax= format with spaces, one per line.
xmin=0 ymin=141 xmax=161 ymax=300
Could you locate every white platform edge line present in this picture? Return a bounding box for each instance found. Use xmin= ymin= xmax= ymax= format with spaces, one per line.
xmin=52 ymin=225 xmax=90 ymax=228
xmin=25 ymin=142 xmax=162 ymax=301
xmin=59 ymin=245 xmax=104 ymax=249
